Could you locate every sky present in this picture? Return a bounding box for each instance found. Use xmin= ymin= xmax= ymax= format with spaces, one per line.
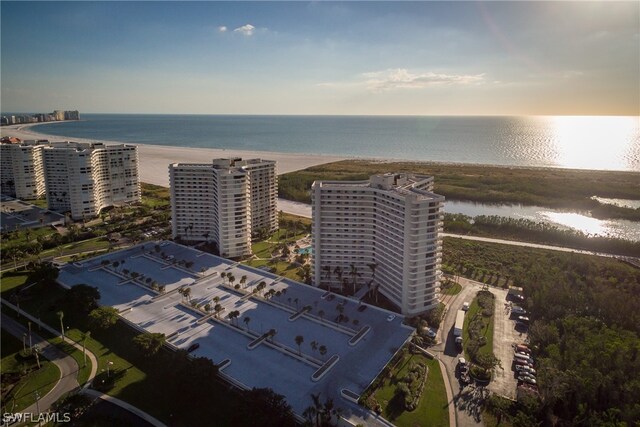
xmin=1 ymin=1 xmax=638 ymax=116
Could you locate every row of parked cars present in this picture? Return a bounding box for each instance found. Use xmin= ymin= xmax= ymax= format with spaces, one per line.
xmin=513 ymin=344 xmax=537 ymax=386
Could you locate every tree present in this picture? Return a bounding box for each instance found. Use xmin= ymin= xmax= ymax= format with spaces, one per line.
xmin=321 ymin=265 xmax=331 ymax=285
xmin=244 ymin=316 xmax=251 ymax=331
xmin=183 ymin=287 xmax=192 ymax=303
xmin=221 ymin=271 xmax=227 ymax=284
xmin=240 ymin=275 xmax=247 ymax=288
xmin=89 ymin=306 xmax=119 ymax=330
xmin=214 ymin=304 xmax=223 ymax=318
xmin=133 ymin=332 xmax=166 ymax=356
xmin=80 ymin=331 xmax=91 ymax=367
xmin=204 ymin=303 xmax=211 ymax=313
xmin=310 ymin=340 xmax=318 ymax=356
xmin=349 ymin=263 xmax=360 ymax=295
xmin=57 ymin=310 xmax=65 ymax=338
xmin=319 ymin=345 xmax=327 ymax=360
xmin=228 ymin=275 xmax=236 ymax=288
xmin=295 ymin=335 xmax=304 ymax=355
xmin=239 ymin=388 xmax=296 ymax=427
xmin=65 ymin=285 xmax=100 ymax=316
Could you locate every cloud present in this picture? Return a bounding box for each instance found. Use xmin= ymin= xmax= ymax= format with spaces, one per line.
xmin=218 ymin=26 xmax=227 ymax=33
xmin=362 ymin=69 xmax=485 ymax=91
xmin=233 ymin=24 xmax=256 ymax=37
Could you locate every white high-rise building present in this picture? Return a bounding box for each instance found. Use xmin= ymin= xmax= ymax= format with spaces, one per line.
xmin=42 ymin=142 xmax=140 ymax=219
xmin=1 ymin=140 xmax=46 ymax=199
xmin=311 ymin=173 xmax=444 ymax=316
xmin=169 ymin=158 xmax=277 ymax=259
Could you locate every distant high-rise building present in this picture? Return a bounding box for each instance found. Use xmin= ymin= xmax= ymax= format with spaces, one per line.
xmin=311 ymin=173 xmax=444 ymax=315
xmin=169 ymin=158 xmax=277 ymax=258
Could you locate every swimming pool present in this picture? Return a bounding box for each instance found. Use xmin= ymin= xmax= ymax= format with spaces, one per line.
xmin=295 ymin=246 xmax=313 ymax=255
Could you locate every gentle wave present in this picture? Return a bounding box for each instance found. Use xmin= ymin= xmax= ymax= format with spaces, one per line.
xmin=31 ymin=114 xmax=640 ymax=171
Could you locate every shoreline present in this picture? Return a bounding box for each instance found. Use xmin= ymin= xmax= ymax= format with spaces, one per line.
xmin=1 ymin=123 xmax=638 ymax=188
xmin=1 ymin=123 xmax=348 ymax=187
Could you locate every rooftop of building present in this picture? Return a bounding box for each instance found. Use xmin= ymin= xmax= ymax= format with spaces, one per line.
xmin=57 ymin=240 xmax=412 ymax=419
xmin=314 ymin=173 xmax=444 ymax=202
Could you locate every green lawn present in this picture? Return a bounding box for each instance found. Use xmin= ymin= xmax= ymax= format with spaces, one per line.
xmin=440 ymin=282 xmax=462 ymax=295
xmin=0 ymin=270 xmax=31 ymax=293
xmin=373 ymin=352 xmax=449 ymax=427
xmin=463 ymin=292 xmax=495 ymax=362
xmin=1 ymin=330 xmax=61 ymax=413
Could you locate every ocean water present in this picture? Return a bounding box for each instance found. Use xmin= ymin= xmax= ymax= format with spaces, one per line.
xmin=31 ymin=114 xmax=640 ymax=171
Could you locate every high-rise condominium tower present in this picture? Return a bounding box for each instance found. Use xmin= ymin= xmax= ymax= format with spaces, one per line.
xmin=311 ymin=173 xmax=444 ymax=315
xmin=42 ymin=142 xmax=140 ymax=219
xmin=169 ymin=158 xmax=277 ymax=259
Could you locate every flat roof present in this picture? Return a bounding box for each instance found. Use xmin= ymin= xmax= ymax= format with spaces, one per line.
xmin=57 ymin=241 xmax=413 ymax=423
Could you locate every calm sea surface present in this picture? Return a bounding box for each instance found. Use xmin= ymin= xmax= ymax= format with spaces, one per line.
xmin=32 ymin=114 xmax=640 ymax=171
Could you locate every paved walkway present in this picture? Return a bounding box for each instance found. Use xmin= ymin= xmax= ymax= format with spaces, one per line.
xmin=81 ymin=389 xmax=166 ymax=427
xmin=1 ymin=299 xmax=166 ymax=427
xmin=2 ymin=314 xmax=80 ymax=423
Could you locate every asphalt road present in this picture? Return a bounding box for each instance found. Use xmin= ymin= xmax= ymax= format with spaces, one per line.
xmin=1 ymin=314 xmax=80 ymax=422
xmin=431 ymin=279 xmax=486 ymax=427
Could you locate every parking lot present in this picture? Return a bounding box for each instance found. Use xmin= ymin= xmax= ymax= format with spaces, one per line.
xmin=57 ymin=241 xmax=413 ymax=418
xmin=489 ymin=287 xmax=528 ymax=399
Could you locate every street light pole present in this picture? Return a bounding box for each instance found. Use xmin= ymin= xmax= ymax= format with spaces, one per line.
xmin=34 ymin=391 xmax=41 ymax=426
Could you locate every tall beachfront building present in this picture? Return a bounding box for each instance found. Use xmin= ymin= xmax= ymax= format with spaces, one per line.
xmin=169 ymin=158 xmax=277 ymax=259
xmin=311 ymin=173 xmax=444 ymax=316
xmin=42 ymin=142 xmax=140 ymax=220
xmin=1 ymin=140 xmax=46 ymax=199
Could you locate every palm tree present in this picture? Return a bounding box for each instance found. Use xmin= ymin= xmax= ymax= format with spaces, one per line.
xmin=240 ymin=275 xmax=247 ymax=289
xmin=310 ymin=340 xmax=318 ymax=356
xmin=228 ymin=275 xmax=235 ymax=288
xmin=319 ymin=345 xmax=327 ymax=361
xmin=221 ymin=271 xmax=227 ymax=284
xmin=267 ymin=328 xmax=277 ymax=342
xmin=333 ymin=266 xmax=343 ymax=290
xmin=204 ymin=303 xmax=211 ymax=313
xmin=295 ymin=335 xmax=304 ymax=355
xmin=318 ymin=310 xmax=325 ymax=322
xmin=57 ymin=311 xmax=65 ymax=338
xmin=323 ymin=266 xmax=332 ymax=286
xmin=214 ymin=304 xmax=223 ymax=319
xmin=80 ymin=331 xmax=91 ymax=367
xmin=183 ymin=287 xmax=191 ymax=303
xmin=349 ymin=263 xmax=360 ymax=295
xmin=294 ymin=298 xmax=299 ymax=310
xmin=243 ymin=316 xmax=251 ymax=331
xmin=258 ymin=281 xmax=267 ymax=295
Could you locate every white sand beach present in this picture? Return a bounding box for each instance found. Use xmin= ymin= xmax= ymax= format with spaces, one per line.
xmin=1 ymin=123 xmax=346 ymax=187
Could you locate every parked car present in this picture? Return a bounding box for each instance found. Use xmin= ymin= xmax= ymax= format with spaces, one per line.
xmin=387 ymin=314 xmax=396 ymax=322
xmin=187 ymin=343 xmax=200 ymax=353
xmin=425 ymin=327 xmax=437 ymax=338
xmin=462 ymin=302 xmax=470 ymax=311
xmin=515 ymin=321 xmax=529 ymax=331
xmin=514 ymin=358 xmax=534 ymax=368
xmin=515 ymin=344 xmax=531 ymax=354
xmin=511 ymin=306 xmax=526 ymax=315
xmin=518 ymin=316 xmax=530 ymax=323
xmin=518 ymin=375 xmax=537 ymax=385
xmin=515 ymin=365 xmax=537 ymax=375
